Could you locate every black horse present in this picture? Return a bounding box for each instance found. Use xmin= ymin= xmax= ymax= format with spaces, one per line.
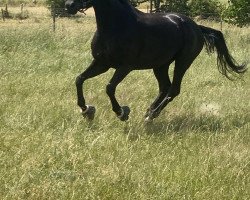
xmin=65 ymin=0 xmax=246 ymax=122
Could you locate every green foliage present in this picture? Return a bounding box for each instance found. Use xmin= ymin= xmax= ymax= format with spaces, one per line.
xmin=130 ymin=0 xmax=145 ymax=7
xmin=44 ymin=0 xmax=147 ymax=8
xmin=161 ymin=0 xmax=190 ymax=14
xmin=45 ymin=0 xmax=64 ymax=8
xmin=188 ymin=0 xmax=223 ymax=19
xmin=45 ymin=0 xmax=146 ymax=15
xmin=46 ymin=0 xmax=70 ymax=16
xmin=223 ymin=0 xmax=250 ymax=27
xmin=146 ymin=0 xmax=223 ymax=18
xmin=43 ymin=0 xmax=224 ymax=19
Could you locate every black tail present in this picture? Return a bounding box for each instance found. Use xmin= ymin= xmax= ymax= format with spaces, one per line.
xmin=199 ymin=25 xmax=247 ymax=79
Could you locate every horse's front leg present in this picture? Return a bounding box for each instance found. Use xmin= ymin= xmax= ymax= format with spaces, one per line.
xmin=76 ymin=60 xmax=108 ymax=120
xmin=106 ymin=69 xmax=131 ymax=121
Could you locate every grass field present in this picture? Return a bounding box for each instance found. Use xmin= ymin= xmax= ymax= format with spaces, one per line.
xmin=0 ymin=7 xmax=250 ymax=200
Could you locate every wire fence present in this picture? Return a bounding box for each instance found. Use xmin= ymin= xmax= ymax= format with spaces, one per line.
xmin=1 ymin=4 xmax=225 ymax=31
xmin=1 ymin=4 xmax=29 ymax=21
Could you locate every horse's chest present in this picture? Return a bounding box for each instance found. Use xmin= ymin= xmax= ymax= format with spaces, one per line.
xmin=92 ymin=35 xmax=138 ymax=64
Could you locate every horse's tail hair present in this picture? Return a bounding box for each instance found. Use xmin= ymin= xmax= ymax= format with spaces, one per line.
xmin=199 ymin=25 xmax=247 ymax=79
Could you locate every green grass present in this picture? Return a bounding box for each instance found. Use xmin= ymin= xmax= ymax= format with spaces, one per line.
xmin=0 ymin=9 xmax=250 ymax=199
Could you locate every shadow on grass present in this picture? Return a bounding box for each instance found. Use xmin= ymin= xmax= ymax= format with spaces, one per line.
xmin=143 ymin=113 xmax=240 ymax=136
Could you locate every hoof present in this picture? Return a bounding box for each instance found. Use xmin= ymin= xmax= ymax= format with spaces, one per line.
xmin=81 ymin=105 xmax=96 ymax=121
xmin=144 ymin=108 xmax=152 ymax=118
xmin=144 ymin=109 xmax=159 ymax=122
xmin=144 ymin=116 xmax=154 ymax=123
xmin=118 ymin=106 xmax=130 ymax=121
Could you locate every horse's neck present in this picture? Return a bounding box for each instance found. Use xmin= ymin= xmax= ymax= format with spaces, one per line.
xmin=93 ymin=0 xmax=137 ymax=33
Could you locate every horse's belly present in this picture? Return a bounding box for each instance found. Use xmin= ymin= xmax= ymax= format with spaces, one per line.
xmin=92 ymin=31 xmax=182 ymax=68
xmin=134 ymin=43 xmax=180 ymax=67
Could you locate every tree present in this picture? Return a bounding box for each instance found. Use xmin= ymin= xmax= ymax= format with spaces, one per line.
xmin=160 ymin=0 xmax=189 ymax=14
xmin=46 ymin=0 xmax=69 ymax=16
xmin=188 ymin=0 xmax=222 ymax=19
xmin=223 ymin=0 xmax=250 ymax=27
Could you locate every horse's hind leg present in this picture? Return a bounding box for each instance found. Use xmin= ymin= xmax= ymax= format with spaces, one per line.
xmin=145 ymin=65 xmax=171 ymax=121
xmin=76 ymin=60 xmax=108 ymax=120
xmin=149 ymin=58 xmax=193 ymax=120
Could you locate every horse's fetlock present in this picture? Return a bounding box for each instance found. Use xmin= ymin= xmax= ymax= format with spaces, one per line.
xmin=116 ymin=107 xmax=124 ymax=117
xmin=117 ymin=106 xmax=130 ymax=121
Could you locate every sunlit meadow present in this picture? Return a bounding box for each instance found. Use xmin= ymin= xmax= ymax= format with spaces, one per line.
xmin=0 ymin=6 xmax=249 ymax=200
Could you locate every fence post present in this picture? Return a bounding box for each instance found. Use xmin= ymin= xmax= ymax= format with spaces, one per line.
xmin=150 ymin=0 xmax=153 ymax=13
xmin=20 ymin=3 xmax=23 ymax=20
xmin=52 ymin=1 xmax=56 ymax=32
xmin=1 ymin=9 xmax=5 ymax=21
xmin=220 ymin=11 xmax=223 ymax=31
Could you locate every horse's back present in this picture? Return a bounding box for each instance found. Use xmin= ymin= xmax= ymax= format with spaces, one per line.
xmin=91 ymin=11 xmax=204 ymax=68
xmin=134 ymin=12 xmax=203 ymax=67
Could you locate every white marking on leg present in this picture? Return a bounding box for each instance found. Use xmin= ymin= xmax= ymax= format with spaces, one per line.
xmin=145 ymin=116 xmax=153 ymax=123
xmin=117 ymin=107 xmax=125 ymax=119
xmin=81 ymin=105 xmax=90 ymax=114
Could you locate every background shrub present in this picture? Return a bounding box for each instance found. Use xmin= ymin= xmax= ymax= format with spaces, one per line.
xmin=188 ymin=0 xmax=223 ymax=19
xmin=46 ymin=0 xmax=69 ymax=16
xmin=43 ymin=0 xmax=250 ymax=24
xmin=160 ymin=0 xmax=190 ymax=15
xmin=223 ymin=0 xmax=250 ymax=27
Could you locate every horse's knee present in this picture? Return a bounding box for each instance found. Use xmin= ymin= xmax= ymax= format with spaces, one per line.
xmin=106 ymin=83 xmax=115 ymax=97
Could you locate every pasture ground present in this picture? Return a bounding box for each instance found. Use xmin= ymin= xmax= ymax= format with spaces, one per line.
xmin=0 ymin=6 xmax=250 ymax=200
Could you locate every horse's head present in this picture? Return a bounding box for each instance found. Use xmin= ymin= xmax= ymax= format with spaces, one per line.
xmin=65 ymin=0 xmax=93 ymax=15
